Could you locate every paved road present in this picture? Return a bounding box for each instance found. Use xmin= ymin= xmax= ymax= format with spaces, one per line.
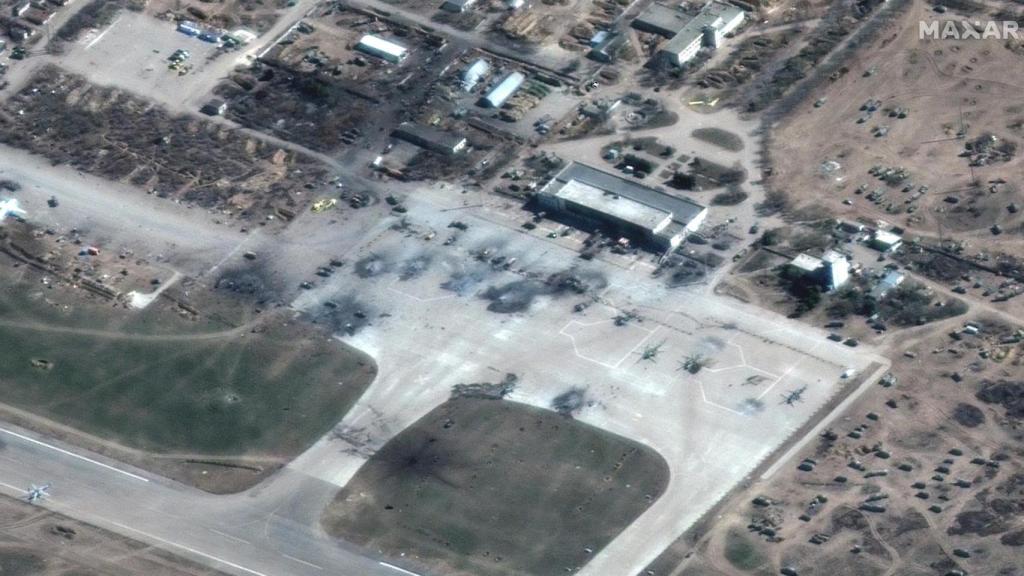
xmin=0 ymin=422 xmax=421 ymax=576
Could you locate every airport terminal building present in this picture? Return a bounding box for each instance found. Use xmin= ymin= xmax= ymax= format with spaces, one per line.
xmin=537 ymin=162 xmax=707 ymax=250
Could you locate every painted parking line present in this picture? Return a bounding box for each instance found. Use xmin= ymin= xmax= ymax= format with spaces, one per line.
xmin=283 ymin=554 xmax=323 ymax=570
xmin=0 ymin=427 xmax=149 ymax=483
xmin=85 ymin=17 xmax=121 ymax=50
xmin=108 ymin=520 xmax=269 ymax=576
xmin=379 ymin=562 xmax=421 ymax=576
xmin=208 ymin=528 xmax=251 ymax=545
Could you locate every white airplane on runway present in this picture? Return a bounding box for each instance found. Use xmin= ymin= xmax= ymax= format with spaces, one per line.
xmin=25 ymin=483 xmax=50 ymax=503
xmin=0 ymin=198 xmax=26 ymax=222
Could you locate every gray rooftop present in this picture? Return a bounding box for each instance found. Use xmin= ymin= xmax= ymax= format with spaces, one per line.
xmin=541 ymin=162 xmax=706 ymax=230
xmin=632 ymin=3 xmax=693 ymax=37
xmin=662 ymin=2 xmax=745 ymax=55
xmin=392 ymin=122 xmax=466 ymax=151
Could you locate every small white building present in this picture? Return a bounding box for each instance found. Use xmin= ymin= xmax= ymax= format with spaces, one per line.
xmin=481 ymin=71 xmax=525 ymax=108
xmin=461 ymin=58 xmax=490 ymax=91
xmin=791 ymin=253 xmax=824 ymax=274
xmin=870 ymin=270 xmax=905 ymax=299
xmin=229 ymin=29 xmax=258 ymax=45
xmin=789 ymin=250 xmax=849 ymax=291
xmin=870 ymin=229 xmax=902 ymax=252
xmin=441 ymin=0 xmax=476 ymax=12
xmin=355 ymin=34 xmax=408 ymax=64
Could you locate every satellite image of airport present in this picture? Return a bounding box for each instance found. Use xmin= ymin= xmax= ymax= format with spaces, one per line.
xmin=0 ymin=0 xmax=1023 ymax=575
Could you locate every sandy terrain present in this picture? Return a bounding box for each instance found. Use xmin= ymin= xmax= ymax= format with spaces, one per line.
xmin=771 ymin=0 xmax=1024 ymax=244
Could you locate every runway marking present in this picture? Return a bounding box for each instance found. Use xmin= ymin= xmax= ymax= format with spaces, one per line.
xmin=695 ymin=380 xmax=746 ymax=416
xmin=0 ymin=480 xmax=45 ymax=501
xmin=205 ymin=234 xmax=254 ymax=276
xmin=283 ymin=554 xmax=323 ymax=570
xmin=379 ymin=561 xmax=421 ymax=576
xmin=208 ymin=528 xmax=251 ymax=545
xmin=107 ymin=520 xmax=269 ymax=576
xmin=558 ymin=319 xmax=656 ymax=370
xmin=85 ymin=17 xmax=121 ymax=50
xmin=0 ymin=427 xmax=149 ymax=483
xmin=0 ymin=480 xmax=24 ymax=492
xmin=616 ymin=325 xmax=661 ymax=370
xmin=756 ymin=340 xmax=822 ymax=401
xmin=387 ymin=277 xmax=457 ymax=303
xmin=701 ymin=340 xmax=781 ymax=380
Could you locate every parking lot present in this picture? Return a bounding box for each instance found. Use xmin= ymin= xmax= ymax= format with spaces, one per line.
xmin=60 ymin=11 xmax=234 ymax=111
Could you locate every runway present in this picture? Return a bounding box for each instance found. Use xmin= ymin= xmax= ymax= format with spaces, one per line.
xmin=0 ymin=423 xmax=421 ymax=576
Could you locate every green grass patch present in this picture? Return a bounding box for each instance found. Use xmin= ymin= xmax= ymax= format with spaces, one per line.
xmin=0 ymin=282 xmax=374 ymax=457
xmin=724 ymin=528 xmax=767 ymax=571
xmin=323 ymin=398 xmax=669 ymax=576
xmin=691 ymin=128 xmax=745 ymax=152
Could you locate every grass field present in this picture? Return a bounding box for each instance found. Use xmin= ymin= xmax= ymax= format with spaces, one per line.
xmin=0 ymin=279 xmax=375 ymax=460
xmin=322 ymin=398 xmax=669 ymax=576
xmin=691 ymin=128 xmax=745 ymax=152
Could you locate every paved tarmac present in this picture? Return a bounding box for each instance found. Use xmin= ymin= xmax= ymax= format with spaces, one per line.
xmin=0 ymin=422 xmax=424 ymax=576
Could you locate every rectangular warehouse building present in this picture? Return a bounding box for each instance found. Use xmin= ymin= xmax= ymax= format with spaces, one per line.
xmin=537 ymin=162 xmax=707 ymax=250
xmin=631 ymin=2 xmax=692 ymax=37
xmin=632 ymin=1 xmax=744 ymax=67
xmin=391 ymin=122 xmax=467 ymax=155
xmin=481 ymin=71 xmax=525 ymax=108
xmin=356 ymin=34 xmax=408 ymax=63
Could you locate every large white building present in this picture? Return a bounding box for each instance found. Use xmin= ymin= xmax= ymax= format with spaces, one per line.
xmin=481 ymin=71 xmax=525 ymax=108
xmin=537 ymin=162 xmax=707 ymax=251
xmin=355 ymin=34 xmax=408 ymax=64
xmin=632 ymin=1 xmax=745 ymax=67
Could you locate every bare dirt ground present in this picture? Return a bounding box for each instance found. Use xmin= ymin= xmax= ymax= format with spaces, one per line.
xmin=147 ymin=0 xmax=291 ymax=33
xmin=0 ymin=495 xmax=228 ymax=576
xmin=770 ymin=0 xmax=1024 ymax=242
xmin=643 ymin=310 xmax=1024 ymax=576
xmin=0 ymin=2 xmax=917 ymax=575
xmin=0 ymin=66 xmax=331 ymax=222
xmin=215 ymin=1 xmax=453 ymax=154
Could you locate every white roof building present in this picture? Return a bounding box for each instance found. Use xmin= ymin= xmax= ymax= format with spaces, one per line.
xmin=461 ymin=58 xmax=490 ymax=91
xmin=822 ymin=250 xmax=850 ymax=291
xmin=229 ymin=29 xmax=258 ymax=44
xmin=441 ymin=0 xmax=477 ymax=12
xmin=537 ymin=162 xmax=707 ymax=251
xmin=871 ymin=229 xmax=903 ymax=252
xmin=356 ymin=34 xmax=408 ymax=63
xmin=790 ymin=250 xmax=849 ymax=291
xmin=870 ymin=270 xmax=905 ymax=299
xmin=481 ymin=71 xmax=525 ymax=108
xmin=633 ymin=1 xmax=745 ymax=67
xmin=791 ymin=253 xmax=824 ymax=273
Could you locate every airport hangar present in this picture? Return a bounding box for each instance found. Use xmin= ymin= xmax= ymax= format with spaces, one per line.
xmin=537 ymin=162 xmax=707 ymax=250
